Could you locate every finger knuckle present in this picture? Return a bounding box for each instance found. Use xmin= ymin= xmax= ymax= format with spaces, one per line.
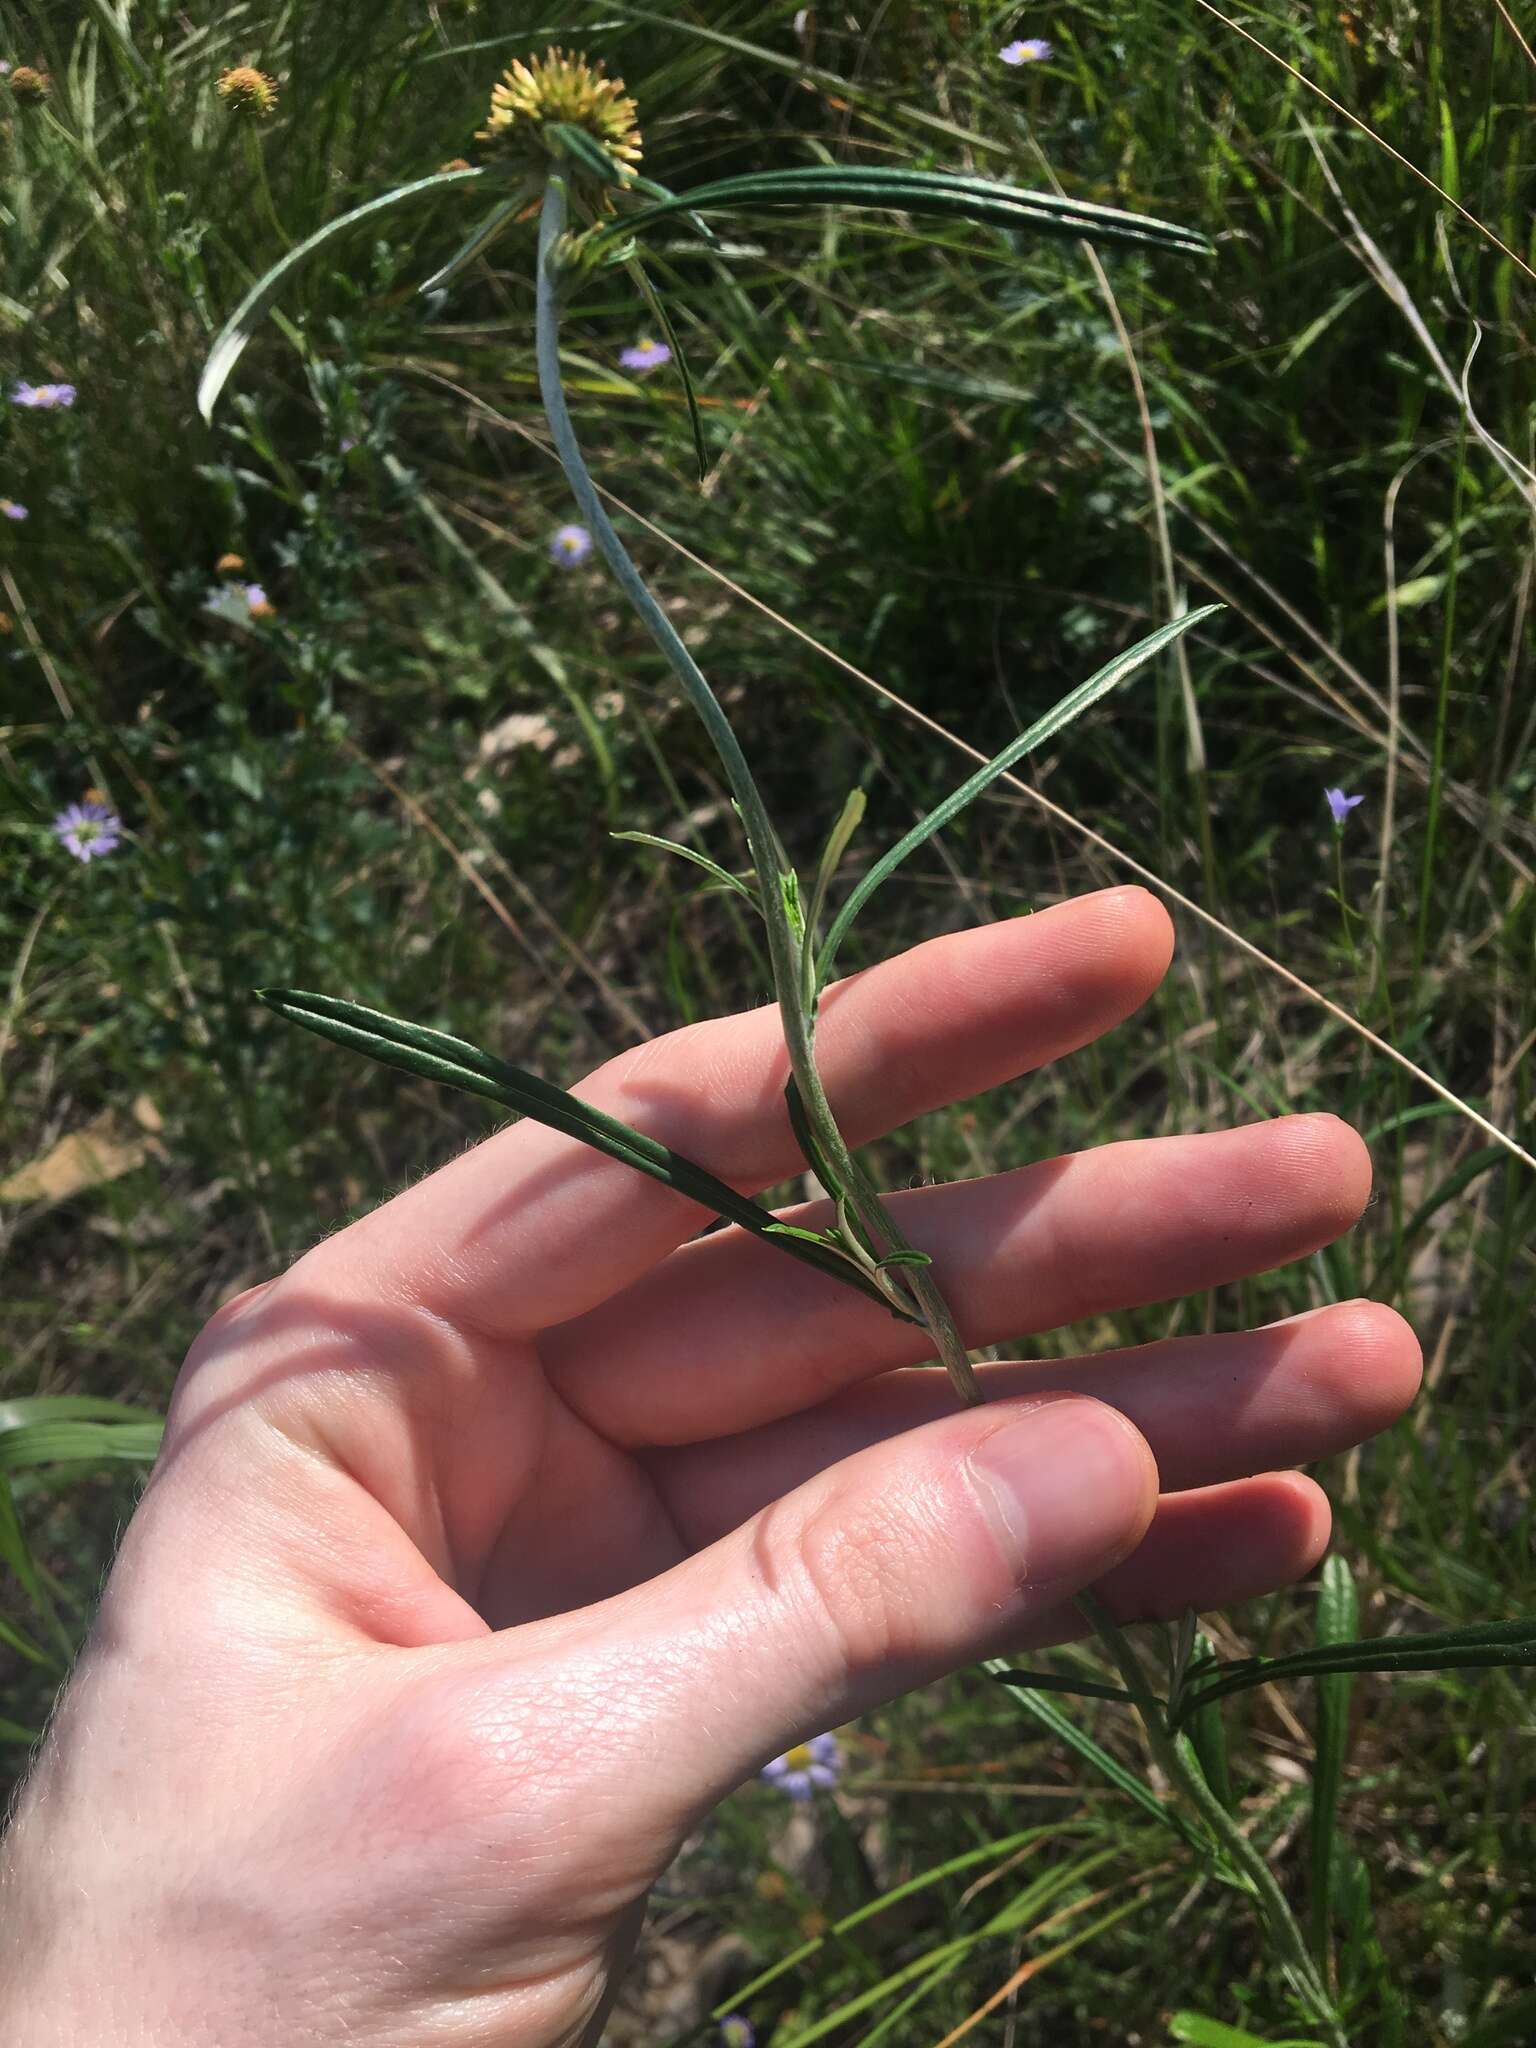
xmin=791 ymin=1485 xmax=929 ymax=1675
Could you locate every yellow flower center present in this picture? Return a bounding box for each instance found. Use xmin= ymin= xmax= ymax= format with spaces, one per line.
xmin=476 ymin=47 xmax=642 ymax=183
xmin=782 ymin=1743 xmax=813 ymax=1770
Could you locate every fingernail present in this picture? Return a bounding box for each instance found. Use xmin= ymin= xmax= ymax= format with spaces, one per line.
xmin=967 ymin=1397 xmax=1152 ymax=1590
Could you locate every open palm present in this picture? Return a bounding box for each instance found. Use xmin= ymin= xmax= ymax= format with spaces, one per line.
xmin=1 ymin=889 xmax=1420 ymax=2048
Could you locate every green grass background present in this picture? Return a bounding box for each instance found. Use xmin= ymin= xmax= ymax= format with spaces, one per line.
xmin=1 ymin=1 xmax=1532 ymax=2041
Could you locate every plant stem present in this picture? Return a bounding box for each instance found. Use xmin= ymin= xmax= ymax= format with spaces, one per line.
xmin=1334 ymin=831 xmax=1359 ymax=976
xmin=1077 ymin=1594 xmax=1348 ymax=2048
xmin=534 ymin=172 xmax=979 ymax=1403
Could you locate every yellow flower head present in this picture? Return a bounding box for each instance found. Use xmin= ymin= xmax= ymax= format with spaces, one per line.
xmin=476 ymin=48 xmax=641 ymax=184
xmin=8 ymin=65 xmax=51 ymax=106
xmin=217 ymin=65 xmax=278 ymax=118
xmin=216 ymin=551 xmax=245 ymax=574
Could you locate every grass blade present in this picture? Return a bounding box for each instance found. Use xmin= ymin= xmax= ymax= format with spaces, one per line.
xmin=1170 ymin=2015 xmax=1327 ymax=2047
xmin=0 ymin=1418 xmax=163 ymax=1471
xmin=984 ymin=1658 xmax=1201 ymax=1845
xmin=1309 ymin=1555 xmax=1360 ymax=1965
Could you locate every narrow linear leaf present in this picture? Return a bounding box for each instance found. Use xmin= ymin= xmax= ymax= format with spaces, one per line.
xmin=1394 ymin=1145 xmax=1508 ymax=1268
xmin=626 ymin=258 xmax=708 ymax=482
xmin=761 ymin=1221 xmax=845 ymax=1249
xmin=711 ymin=1825 xmax=1066 ymax=2021
xmin=0 ymin=1472 xmax=74 ymax=1663
xmin=256 ymin=988 xmax=913 ymax=1318
xmin=0 ymin=1419 xmax=164 ymax=1472
xmin=987 ymin=1666 xmax=1137 ymax=1704
xmin=804 ymin=788 xmax=867 ymax=972
xmin=1309 ymin=1554 xmax=1359 ymax=1964
xmin=198 ymin=166 xmax=488 ymax=419
xmin=0 ymin=1610 xmax=54 ymax=1670
xmin=0 ymin=1394 xmax=158 ymax=1431
xmin=1184 ymin=1634 xmax=1233 ymax=1811
xmin=542 ymin=120 xmax=634 ymax=192
xmin=593 ymin=165 xmax=1209 ymax=259
xmin=819 ymin=607 xmax=1222 ymax=987
xmin=1169 ymin=2013 xmax=1327 ymax=2047
xmin=783 ymin=1073 xmax=846 ymax=1201
xmin=1171 ymin=1614 xmax=1536 ymax=1725
xmin=611 ymin=830 xmax=758 ymax=903
xmin=984 ymin=1658 xmax=1202 ymax=1846
xmin=774 ymin=1845 xmax=1123 ymax=2048
xmin=418 ymin=188 xmax=532 ymax=296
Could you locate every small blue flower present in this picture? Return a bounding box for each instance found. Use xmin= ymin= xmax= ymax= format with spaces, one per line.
xmin=1 ymin=498 xmax=27 ymax=520
xmin=52 ymin=800 xmax=123 ymax=863
xmin=1000 ymin=37 xmax=1053 ymax=65
xmin=619 ymin=337 xmax=672 ymax=373
xmin=550 ymin=522 xmax=593 ymax=565
xmin=12 ymin=380 xmax=76 ymax=410
xmin=1325 ymin=787 xmax=1364 ymax=827
xmin=719 ymin=2018 xmax=756 ymax=2048
xmin=761 ymin=1732 xmax=841 ymax=1801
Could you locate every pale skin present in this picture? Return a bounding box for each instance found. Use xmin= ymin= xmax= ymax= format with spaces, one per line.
xmin=0 ymin=889 xmax=1421 ymax=2045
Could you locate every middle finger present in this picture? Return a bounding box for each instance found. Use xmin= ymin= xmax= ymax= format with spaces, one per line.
xmin=545 ymin=1113 xmax=1373 ymax=1444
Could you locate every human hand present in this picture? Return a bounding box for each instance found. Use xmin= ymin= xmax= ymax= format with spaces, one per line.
xmin=0 ymin=889 xmax=1420 ymax=2046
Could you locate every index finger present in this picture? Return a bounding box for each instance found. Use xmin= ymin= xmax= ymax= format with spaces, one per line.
xmin=291 ymin=886 xmax=1174 ymax=1334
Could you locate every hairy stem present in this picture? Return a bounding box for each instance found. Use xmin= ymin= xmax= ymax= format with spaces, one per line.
xmin=534 ymin=172 xmax=979 ymax=1402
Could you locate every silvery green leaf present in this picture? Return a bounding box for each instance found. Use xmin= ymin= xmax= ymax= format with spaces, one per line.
xmin=257 ymin=988 xmax=918 ymax=1318
xmin=817 ymin=607 xmax=1222 ymax=988
xmin=612 ymin=831 xmax=759 ymax=904
xmin=199 ymin=166 xmax=489 ymax=420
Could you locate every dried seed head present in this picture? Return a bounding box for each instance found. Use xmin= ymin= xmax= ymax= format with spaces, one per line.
xmin=8 ymin=65 xmax=51 ymax=106
xmin=217 ymin=65 xmax=278 ymax=118
xmin=476 ymin=47 xmax=641 ymax=185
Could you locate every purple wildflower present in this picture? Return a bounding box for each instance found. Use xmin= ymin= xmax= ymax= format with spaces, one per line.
xmin=12 ymin=381 xmax=77 ymax=410
xmin=761 ymin=1733 xmax=841 ymax=1802
xmin=1 ymin=498 xmax=27 ymax=521
xmin=1000 ymin=37 xmax=1053 ymax=64
xmin=1325 ymin=787 xmax=1364 ymax=827
xmin=52 ymin=800 xmax=122 ymax=863
xmin=719 ymin=2020 xmax=756 ymax=2048
xmin=619 ymin=337 xmax=672 ymax=374
xmin=550 ymin=522 xmax=593 ymax=566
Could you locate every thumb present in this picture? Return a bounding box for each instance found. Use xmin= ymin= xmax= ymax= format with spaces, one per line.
xmin=569 ymin=1391 xmax=1156 ymax=1827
